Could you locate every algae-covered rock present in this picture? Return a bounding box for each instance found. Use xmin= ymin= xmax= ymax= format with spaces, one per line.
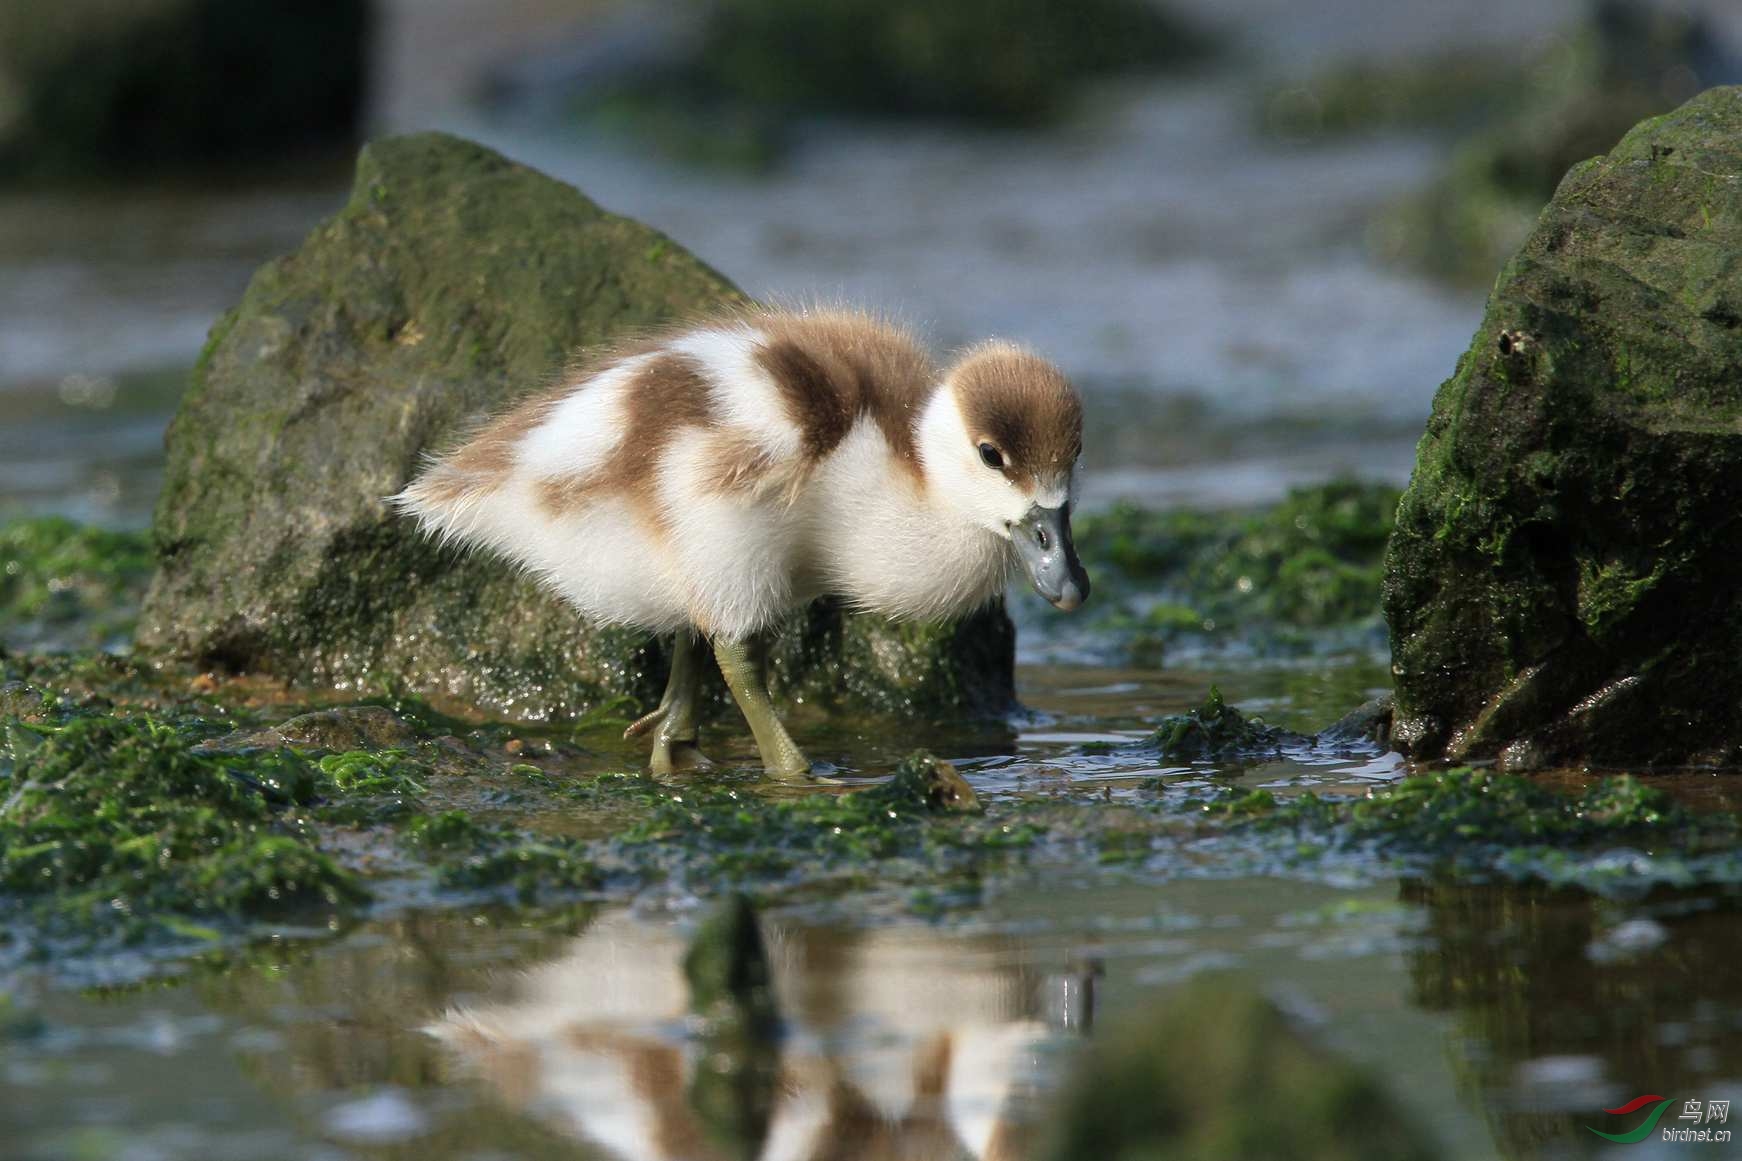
xmin=1042 ymin=978 xmax=1438 ymax=1161
xmin=0 ymin=0 xmax=369 ymax=180
xmin=194 ymin=706 xmax=415 ymax=756
xmin=1385 ymin=87 xmax=1742 ymax=768
xmin=139 ymin=132 xmax=1014 ymax=723
xmin=871 ymin=752 xmax=982 ymax=814
xmin=1145 ymin=687 xmax=1294 ymax=764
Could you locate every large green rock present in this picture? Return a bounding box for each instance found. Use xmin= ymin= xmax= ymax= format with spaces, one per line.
xmin=139 ymin=132 xmax=1014 ymax=723
xmin=0 ymin=0 xmax=369 ymax=180
xmin=1385 ymin=87 xmax=1742 ymax=768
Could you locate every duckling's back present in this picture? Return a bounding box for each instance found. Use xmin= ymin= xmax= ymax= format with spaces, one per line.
xmin=394 ymin=309 xmax=939 ymax=638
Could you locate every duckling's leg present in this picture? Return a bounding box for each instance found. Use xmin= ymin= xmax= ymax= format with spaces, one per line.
xmin=712 ymin=634 xmax=811 ymax=778
xmin=626 ymin=629 xmax=715 ymax=775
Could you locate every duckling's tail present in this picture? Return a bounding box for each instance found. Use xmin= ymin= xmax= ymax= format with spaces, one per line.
xmin=390 ymin=461 xmax=501 ymax=548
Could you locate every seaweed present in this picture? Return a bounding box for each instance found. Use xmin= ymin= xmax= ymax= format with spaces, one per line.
xmin=0 ymin=517 xmax=153 ymax=651
xmin=1060 ymin=480 xmax=1399 ymax=662
xmin=0 ymin=716 xmax=363 ymax=935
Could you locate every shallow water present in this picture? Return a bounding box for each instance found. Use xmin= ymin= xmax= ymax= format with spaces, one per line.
xmin=7 ymin=665 xmax=1742 ymax=1161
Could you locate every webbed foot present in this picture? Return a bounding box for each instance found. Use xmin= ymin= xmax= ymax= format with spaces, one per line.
xmin=635 ymin=629 xmax=713 ymax=776
xmin=651 ymin=737 xmax=716 ymax=776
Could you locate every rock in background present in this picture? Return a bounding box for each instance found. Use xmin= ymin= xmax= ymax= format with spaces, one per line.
xmin=0 ymin=0 xmax=370 ymax=180
xmin=1385 ymin=86 xmax=1742 ymax=768
xmin=138 ymin=132 xmax=1014 ymax=722
xmin=1384 ymin=0 xmax=1737 ymax=283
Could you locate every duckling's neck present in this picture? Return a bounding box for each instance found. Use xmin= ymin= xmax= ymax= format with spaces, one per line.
xmin=798 ymin=391 xmax=1014 ymax=621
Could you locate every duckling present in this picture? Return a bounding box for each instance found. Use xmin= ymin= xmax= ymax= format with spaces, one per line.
xmin=395 ymin=307 xmax=1089 ymax=777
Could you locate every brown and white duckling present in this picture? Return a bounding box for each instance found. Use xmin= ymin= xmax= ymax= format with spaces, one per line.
xmin=395 ymin=307 xmax=1089 ymax=777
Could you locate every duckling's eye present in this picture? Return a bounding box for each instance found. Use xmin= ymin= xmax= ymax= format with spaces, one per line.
xmin=978 ymin=443 xmax=1005 ymax=470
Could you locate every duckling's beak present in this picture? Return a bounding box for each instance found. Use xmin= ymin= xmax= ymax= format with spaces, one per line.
xmin=1010 ymin=503 xmax=1090 ymax=612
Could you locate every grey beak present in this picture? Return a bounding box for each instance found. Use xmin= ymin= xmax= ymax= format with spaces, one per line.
xmin=1011 ymin=503 xmax=1090 ymax=612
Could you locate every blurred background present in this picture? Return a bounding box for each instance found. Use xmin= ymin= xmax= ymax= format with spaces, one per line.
xmin=2 ymin=0 xmax=1739 ymax=528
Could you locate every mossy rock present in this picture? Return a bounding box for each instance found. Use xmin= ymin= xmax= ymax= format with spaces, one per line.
xmin=0 ymin=0 xmax=369 ymax=180
xmin=1144 ymin=687 xmax=1295 ymax=764
xmin=139 ymin=132 xmax=1014 ymax=723
xmin=1385 ymin=86 xmax=1742 ymax=768
xmin=1042 ymin=978 xmax=1438 ymax=1161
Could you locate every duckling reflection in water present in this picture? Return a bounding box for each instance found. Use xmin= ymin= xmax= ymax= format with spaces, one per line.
xmin=396 ymin=308 xmax=1089 ymax=777
xmin=428 ymin=912 xmax=1094 ymax=1161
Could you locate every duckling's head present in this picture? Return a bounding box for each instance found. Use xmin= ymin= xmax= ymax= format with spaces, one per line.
xmin=922 ymin=342 xmax=1091 ymax=611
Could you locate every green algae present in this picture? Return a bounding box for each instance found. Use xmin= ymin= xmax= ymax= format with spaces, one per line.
xmin=403 ymin=811 xmax=599 ymax=902
xmin=1066 ymin=480 xmax=1397 ymax=661
xmin=596 ymin=752 xmax=1035 ymax=898
xmin=0 ymin=518 xmax=152 ymax=652
xmin=317 ymin=749 xmax=427 ymax=796
xmin=0 ymin=715 xmax=363 ymax=936
xmin=1205 ymin=766 xmax=1738 ymax=889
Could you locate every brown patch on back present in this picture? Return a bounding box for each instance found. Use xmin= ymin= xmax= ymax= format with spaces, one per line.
xmin=533 ymin=351 xmax=714 ymax=518
xmin=603 ymin=352 xmax=714 ymax=504
xmin=408 ymin=392 xmax=561 ymax=508
xmin=407 ymin=328 xmax=682 ymax=511
xmin=444 ymin=395 xmax=555 ymax=479
xmin=753 ymin=309 xmax=937 ymax=480
xmin=413 ymin=308 xmax=942 ymax=520
xmin=699 ymin=427 xmax=805 ymax=502
xmin=948 ymin=342 xmax=1083 ymax=489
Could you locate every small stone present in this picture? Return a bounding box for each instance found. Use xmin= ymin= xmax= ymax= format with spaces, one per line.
xmin=876 ymin=753 xmax=983 ymax=813
xmin=1322 ymin=694 xmax=1394 ymax=748
xmin=0 ymin=681 xmax=51 ymax=723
